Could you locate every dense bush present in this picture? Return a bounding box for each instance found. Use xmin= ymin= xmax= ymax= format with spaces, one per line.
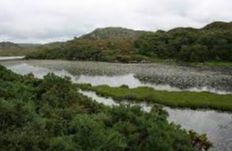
xmin=0 ymin=65 xmax=211 ymax=150
xmin=27 ymin=22 xmax=232 ymax=63
xmin=26 ymin=27 xmax=150 ymax=63
xmin=135 ymin=22 xmax=232 ymax=62
xmin=24 ymin=33 xmax=134 ymax=62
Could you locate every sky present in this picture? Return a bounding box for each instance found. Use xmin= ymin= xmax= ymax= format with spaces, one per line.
xmin=0 ymin=0 xmax=231 ymax=43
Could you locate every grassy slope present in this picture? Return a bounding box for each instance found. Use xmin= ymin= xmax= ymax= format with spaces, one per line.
xmin=78 ymin=84 xmax=232 ymax=111
xmin=0 ymin=42 xmax=39 ymax=56
xmin=0 ymin=48 xmax=37 ymax=56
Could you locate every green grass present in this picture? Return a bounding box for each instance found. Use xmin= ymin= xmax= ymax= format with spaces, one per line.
xmin=78 ymin=84 xmax=232 ymax=111
xmin=192 ymin=61 xmax=232 ymax=67
xmin=151 ymin=59 xmax=232 ymax=68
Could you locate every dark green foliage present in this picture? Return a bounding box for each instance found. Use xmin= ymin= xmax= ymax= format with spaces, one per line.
xmin=203 ymin=21 xmax=232 ymax=31
xmin=26 ymin=21 xmax=232 ymax=63
xmin=135 ymin=21 xmax=232 ymax=62
xmin=26 ymin=38 xmax=152 ymax=63
xmin=189 ymin=130 xmax=212 ymax=151
xmin=0 ymin=65 xmax=211 ymax=150
xmin=26 ymin=28 xmax=151 ymax=63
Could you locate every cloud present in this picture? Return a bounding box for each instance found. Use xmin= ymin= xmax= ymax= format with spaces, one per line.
xmin=0 ymin=0 xmax=231 ymax=43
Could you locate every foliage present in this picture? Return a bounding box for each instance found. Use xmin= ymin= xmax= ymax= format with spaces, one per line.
xmin=26 ymin=38 xmax=152 ymax=63
xmin=135 ymin=22 xmax=232 ymax=62
xmin=0 ymin=65 xmax=211 ymax=151
xmin=26 ymin=27 xmax=151 ymax=63
xmin=77 ymin=84 xmax=232 ymax=111
xmin=189 ymin=130 xmax=213 ymax=151
xmin=3 ymin=21 xmax=232 ymax=63
xmin=26 ymin=21 xmax=232 ymax=63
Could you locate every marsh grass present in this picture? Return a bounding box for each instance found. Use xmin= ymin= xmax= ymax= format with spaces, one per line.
xmin=78 ymin=84 xmax=232 ymax=111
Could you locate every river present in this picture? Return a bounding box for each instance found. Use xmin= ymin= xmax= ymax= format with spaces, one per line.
xmin=0 ymin=59 xmax=232 ymax=151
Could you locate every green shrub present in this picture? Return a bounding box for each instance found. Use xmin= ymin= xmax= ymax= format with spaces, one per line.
xmin=0 ymin=65 xmax=210 ymax=151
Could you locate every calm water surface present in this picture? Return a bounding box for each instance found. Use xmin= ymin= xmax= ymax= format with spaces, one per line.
xmin=0 ymin=56 xmax=24 ymax=60
xmin=2 ymin=60 xmax=232 ymax=94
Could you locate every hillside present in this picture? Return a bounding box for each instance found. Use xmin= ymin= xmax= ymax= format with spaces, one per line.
xmin=27 ymin=27 xmax=151 ymax=62
xmin=0 ymin=42 xmax=21 ymax=49
xmin=24 ymin=21 xmax=232 ymax=63
xmin=18 ymin=43 xmax=41 ymax=48
xmin=81 ymin=27 xmax=147 ymax=41
xmin=135 ymin=21 xmax=232 ymax=62
xmin=202 ymin=21 xmax=232 ymax=31
xmin=0 ymin=41 xmax=40 ymax=56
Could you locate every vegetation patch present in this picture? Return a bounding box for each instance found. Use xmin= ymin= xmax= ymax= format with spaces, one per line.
xmin=135 ymin=21 xmax=232 ymax=62
xmin=26 ymin=21 xmax=232 ymax=64
xmin=0 ymin=65 xmax=212 ymax=151
xmin=78 ymin=84 xmax=232 ymax=111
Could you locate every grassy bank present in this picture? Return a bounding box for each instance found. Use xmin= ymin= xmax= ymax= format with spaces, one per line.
xmin=78 ymin=84 xmax=232 ymax=111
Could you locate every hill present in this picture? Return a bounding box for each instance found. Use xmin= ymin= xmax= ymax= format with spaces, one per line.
xmin=135 ymin=21 xmax=232 ymax=62
xmin=0 ymin=42 xmax=21 ymax=49
xmin=25 ymin=21 xmax=232 ymax=63
xmin=27 ymin=27 xmax=151 ymax=62
xmin=0 ymin=41 xmax=40 ymax=56
xmin=202 ymin=21 xmax=232 ymax=31
xmin=18 ymin=43 xmax=41 ymax=48
xmin=81 ymin=27 xmax=147 ymax=41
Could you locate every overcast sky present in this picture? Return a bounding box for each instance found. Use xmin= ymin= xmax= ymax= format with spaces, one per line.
xmin=0 ymin=0 xmax=231 ymax=43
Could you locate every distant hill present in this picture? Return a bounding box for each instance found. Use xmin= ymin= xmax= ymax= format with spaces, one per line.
xmin=15 ymin=20 xmax=232 ymax=63
xmin=0 ymin=42 xmax=21 ymax=49
xmin=18 ymin=43 xmax=41 ymax=48
xmin=81 ymin=27 xmax=148 ymax=41
xmin=40 ymin=42 xmax=65 ymax=49
xmin=166 ymin=21 xmax=232 ymax=34
xmin=203 ymin=21 xmax=232 ymax=31
xmin=27 ymin=27 xmax=151 ymax=62
xmin=0 ymin=41 xmax=40 ymax=56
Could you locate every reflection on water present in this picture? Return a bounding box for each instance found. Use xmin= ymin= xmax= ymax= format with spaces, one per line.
xmin=0 ymin=56 xmax=25 ymax=61
xmin=4 ymin=63 xmax=231 ymax=94
xmin=165 ymin=107 xmax=232 ymax=151
xmin=8 ymin=63 xmax=75 ymax=79
xmin=6 ymin=63 xmax=182 ymax=91
xmin=78 ymin=74 xmax=140 ymax=87
xmin=2 ymin=60 xmax=232 ymax=92
xmin=79 ymin=90 xmax=232 ymax=151
xmin=79 ymin=90 xmax=118 ymax=106
xmin=79 ymin=90 xmax=152 ymax=112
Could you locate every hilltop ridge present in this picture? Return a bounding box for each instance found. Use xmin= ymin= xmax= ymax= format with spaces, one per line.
xmin=80 ymin=27 xmax=148 ymax=41
xmin=1 ymin=21 xmax=231 ymax=63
